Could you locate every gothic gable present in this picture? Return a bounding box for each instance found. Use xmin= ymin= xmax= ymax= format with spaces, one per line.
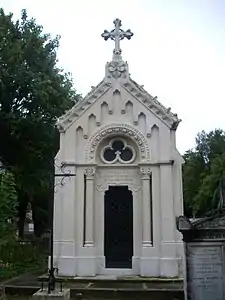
xmin=57 ymin=74 xmax=180 ymax=133
xmin=57 ymin=20 xmax=181 ymax=134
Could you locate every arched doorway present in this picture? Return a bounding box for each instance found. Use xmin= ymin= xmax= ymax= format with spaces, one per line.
xmin=104 ymin=185 xmax=133 ymax=268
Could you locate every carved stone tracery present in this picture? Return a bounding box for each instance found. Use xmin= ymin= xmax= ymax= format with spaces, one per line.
xmin=101 ymin=138 xmax=135 ymax=164
xmin=86 ymin=123 xmax=150 ymax=163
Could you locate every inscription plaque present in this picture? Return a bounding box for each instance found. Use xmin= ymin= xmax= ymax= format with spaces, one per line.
xmin=186 ymin=243 xmax=225 ymax=300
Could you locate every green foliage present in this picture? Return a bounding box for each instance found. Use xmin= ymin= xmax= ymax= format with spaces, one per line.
xmin=183 ymin=129 xmax=225 ymax=217
xmin=0 ymin=170 xmax=18 ymax=239
xmin=0 ymin=239 xmax=47 ymax=280
xmin=0 ymin=8 xmax=80 ymax=236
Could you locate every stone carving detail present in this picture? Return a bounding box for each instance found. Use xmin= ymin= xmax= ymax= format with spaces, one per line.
xmin=140 ymin=166 xmax=151 ymax=179
xmin=123 ymin=81 xmax=181 ymax=130
xmin=84 ymin=167 xmax=95 ymax=179
xmin=198 ymin=231 xmax=225 ymax=240
xmin=176 ymin=216 xmax=192 ymax=231
xmin=56 ymin=81 xmax=111 ymax=132
xmin=107 ymin=61 xmax=127 ymax=79
xmin=86 ymin=123 xmax=150 ymax=163
xmin=96 ymin=169 xmax=141 ymax=192
xmin=101 ymin=18 xmax=133 ymax=60
xmin=96 ymin=183 xmax=140 ymax=193
xmin=196 ymin=216 xmax=225 ymax=229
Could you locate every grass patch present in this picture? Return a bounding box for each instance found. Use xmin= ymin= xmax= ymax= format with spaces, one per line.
xmin=0 ymin=239 xmax=47 ymax=282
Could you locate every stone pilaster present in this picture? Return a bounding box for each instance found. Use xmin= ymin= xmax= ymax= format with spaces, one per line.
xmin=84 ymin=167 xmax=95 ymax=247
xmin=140 ymin=166 xmax=152 ymax=246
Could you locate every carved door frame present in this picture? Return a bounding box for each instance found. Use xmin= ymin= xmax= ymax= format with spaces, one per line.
xmin=95 ymin=166 xmax=142 ymax=274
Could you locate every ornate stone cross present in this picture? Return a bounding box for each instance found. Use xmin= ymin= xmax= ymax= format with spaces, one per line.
xmin=101 ymin=18 xmax=133 ymax=60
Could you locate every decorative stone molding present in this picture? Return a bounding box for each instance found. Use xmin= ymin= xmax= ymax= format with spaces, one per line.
xmin=96 ymin=182 xmax=140 ymax=193
xmin=140 ymin=165 xmax=152 ymax=246
xmin=196 ymin=216 xmax=225 ymax=229
xmin=84 ymin=167 xmax=95 ymax=179
xmin=123 ymin=79 xmax=181 ymax=129
xmin=107 ymin=61 xmax=127 ymax=79
xmin=96 ymin=168 xmax=141 ymax=193
xmin=56 ymin=81 xmax=111 ymax=132
xmin=56 ymin=72 xmax=181 ymax=134
xmin=86 ymin=123 xmax=150 ymax=163
xmin=140 ymin=166 xmax=151 ymax=179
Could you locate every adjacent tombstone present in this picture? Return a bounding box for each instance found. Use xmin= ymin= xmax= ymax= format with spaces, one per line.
xmin=24 ymin=203 xmax=34 ymax=239
xmin=177 ymin=209 xmax=225 ymax=300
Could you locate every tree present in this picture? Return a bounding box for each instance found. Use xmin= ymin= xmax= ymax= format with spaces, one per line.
xmin=182 ymin=150 xmax=205 ymax=217
xmin=0 ymin=9 xmax=79 ymax=237
xmin=183 ymin=129 xmax=225 ymax=217
xmin=0 ymin=169 xmax=18 ymax=240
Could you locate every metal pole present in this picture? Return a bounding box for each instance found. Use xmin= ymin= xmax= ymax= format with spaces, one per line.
xmin=44 ymin=160 xmax=75 ymax=293
xmin=47 ymin=158 xmax=57 ymax=293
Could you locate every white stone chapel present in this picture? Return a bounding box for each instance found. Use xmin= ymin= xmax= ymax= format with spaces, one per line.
xmin=54 ymin=19 xmax=184 ymax=278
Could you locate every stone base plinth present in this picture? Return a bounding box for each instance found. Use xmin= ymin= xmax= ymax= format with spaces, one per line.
xmin=33 ymin=289 xmax=70 ymax=300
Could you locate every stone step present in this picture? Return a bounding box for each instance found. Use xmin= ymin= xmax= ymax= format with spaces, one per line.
xmin=4 ymin=286 xmax=184 ymax=300
xmin=4 ymin=281 xmax=184 ymax=299
xmin=2 ymin=272 xmax=184 ymax=299
xmin=69 ymin=285 xmax=184 ymax=300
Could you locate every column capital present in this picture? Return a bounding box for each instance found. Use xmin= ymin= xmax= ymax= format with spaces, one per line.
xmin=84 ymin=167 xmax=96 ymax=179
xmin=140 ymin=166 xmax=151 ymax=180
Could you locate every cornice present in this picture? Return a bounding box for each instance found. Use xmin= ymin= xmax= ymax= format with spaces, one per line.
xmin=56 ymin=66 xmax=181 ymax=133
xmin=56 ymin=79 xmax=111 ymax=132
xmin=123 ymin=78 xmax=181 ymax=130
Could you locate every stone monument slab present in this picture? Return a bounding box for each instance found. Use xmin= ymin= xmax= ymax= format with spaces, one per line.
xmin=186 ymin=243 xmax=225 ymax=300
xmin=177 ymin=212 xmax=225 ymax=300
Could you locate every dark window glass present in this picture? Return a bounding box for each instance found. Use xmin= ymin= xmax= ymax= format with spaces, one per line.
xmin=112 ymin=140 xmax=124 ymax=151
xmin=120 ymin=148 xmax=133 ymax=161
xmin=103 ymin=149 xmax=116 ymax=161
xmin=103 ymin=140 xmax=134 ymax=163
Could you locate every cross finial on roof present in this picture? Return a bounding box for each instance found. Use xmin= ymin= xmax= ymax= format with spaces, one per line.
xmin=101 ymin=18 xmax=133 ymax=61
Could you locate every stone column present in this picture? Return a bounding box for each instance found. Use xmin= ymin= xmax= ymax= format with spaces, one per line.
xmin=140 ymin=166 xmax=152 ymax=246
xmin=84 ymin=167 xmax=95 ymax=247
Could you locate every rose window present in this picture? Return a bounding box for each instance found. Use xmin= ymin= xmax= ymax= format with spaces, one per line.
xmin=101 ymin=138 xmax=135 ymax=164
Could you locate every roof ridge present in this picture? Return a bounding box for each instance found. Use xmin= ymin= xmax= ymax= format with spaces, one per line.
xmin=57 ymin=75 xmax=181 ymax=133
xmin=57 ymin=79 xmax=111 ymax=132
xmin=129 ymin=77 xmax=178 ymax=119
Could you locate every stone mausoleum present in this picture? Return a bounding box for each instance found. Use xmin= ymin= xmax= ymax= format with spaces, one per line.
xmin=53 ymin=19 xmax=184 ymax=278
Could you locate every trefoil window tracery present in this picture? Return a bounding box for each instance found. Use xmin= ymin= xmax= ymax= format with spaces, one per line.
xmin=101 ymin=138 xmax=135 ymax=164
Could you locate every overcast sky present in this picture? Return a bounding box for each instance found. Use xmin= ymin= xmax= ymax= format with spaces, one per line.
xmin=2 ymin=0 xmax=225 ymax=154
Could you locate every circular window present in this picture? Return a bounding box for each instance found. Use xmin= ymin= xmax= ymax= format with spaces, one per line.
xmin=101 ymin=138 xmax=135 ymax=164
